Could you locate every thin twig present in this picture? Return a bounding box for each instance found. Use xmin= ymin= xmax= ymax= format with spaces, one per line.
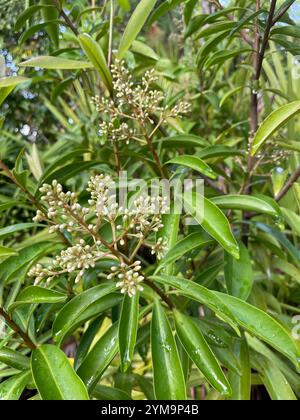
xmin=0 ymin=307 xmax=36 ymax=350
xmin=275 ymin=165 xmax=300 ymax=201
xmin=144 ymin=278 xmax=174 ymax=309
xmin=108 ymin=0 xmax=114 ymax=68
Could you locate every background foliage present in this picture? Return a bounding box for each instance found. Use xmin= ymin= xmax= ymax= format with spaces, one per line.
xmin=0 ymin=0 xmax=300 ymax=401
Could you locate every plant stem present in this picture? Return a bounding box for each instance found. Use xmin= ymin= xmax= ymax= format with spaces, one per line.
xmin=275 ymin=165 xmax=300 ymax=201
xmin=144 ymin=278 xmax=174 ymax=309
xmin=0 ymin=307 xmax=36 ymax=350
xmin=108 ymin=0 xmax=114 ymax=68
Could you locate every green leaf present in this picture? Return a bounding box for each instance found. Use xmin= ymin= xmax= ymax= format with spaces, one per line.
xmin=19 ymin=56 xmax=94 ymax=70
xmin=78 ymin=33 xmax=113 ymax=93
xmin=251 ymin=101 xmax=300 ymax=156
xmin=31 ymin=345 xmax=89 ymax=400
xmin=40 ymin=0 xmax=59 ymax=48
xmin=117 ymin=0 xmax=131 ymax=11
xmin=93 ymin=384 xmax=132 ymax=400
xmin=151 ymin=300 xmax=186 ymax=400
xmin=117 ymin=0 xmax=158 ymax=59
xmin=156 ymin=134 xmax=208 ymax=149
xmin=228 ymin=337 xmax=251 ymax=400
xmin=77 ymin=323 xmax=119 ymax=392
xmin=198 ymin=145 xmax=243 ymax=160
xmin=252 ymin=355 xmax=297 ymax=400
xmin=174 ymin=310 xmax=231 ymax=396
xmin=74 ymin=317 xmax=104 ymax=370
xmin=214 ymin=292 xmax=300 ymax=369
xmin=225 ymin=242 xmax=253 ymax=301
xmin=131 ymin=40 xmax=158 ymax=60
xmin=156 ymin=232 xmax=214 ymax=272
xmin=0 ymin=246 xmax=18 ymax=257
xmin=151 ymin=275 xmax=237 ymax=332
xmin=18 ymin=20 xmax=62 ymax=45
xmin=15 ymin=4 xmax=57 ymax=31
xmin=119 ymin=293 xmax=139 ymax=373
xmin=0 ymin=76 xmax=31 ymax=88
xmin=8 ymin=286 xmax=67 ymax=312
xmin=52 ymin=283 xmax=120 ymax=345
xmin=0 ymin=371 xmax=31 ymax=400
xmin=0 ymin=223 xmax=38 ymax=240
xmin=184 ymin=192 xmax=240 ymax=259
xmin=0 ymin=348 xmax=30 ymax=371
xmin=166 ymin=155 xmax=217 ymax=179
xmin=148 ymin=0 xmax=187 ymax=27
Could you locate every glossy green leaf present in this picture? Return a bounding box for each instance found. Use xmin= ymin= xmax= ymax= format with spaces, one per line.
xmin=117 ymin=0 xmax=158 ymax=59
xmin=9 ymin=286 xmax=67 ymax=312
xmin=214 ymin=292 xmax=300 ymax=369
xmin=93 ymin=384 xmax=132 ymax=400
xmin=52 ymin=283 xmax=119 ymax=345
xmin=225 ymin=242 xmax=253 ymax=301
xmin=148 ymin=0 xmax=187 ymax=27
xmin=77 ymin=323 xmax=119 ymax=392
xmin=15 ymin=4 xmax=56 ymax=31
xmin=198 ymin=145 xmax=244 ymax=160
xmin=251 ymin=101 xmax=300 ymax=156
xmin=41 ymin=0 xmax=59 ymax=48
xmin=156 ymin=134 xmax=208 ymax=149
xmin=228 ymin=337 xmax=251 ymax=400
xmin=166 ymin=155 xmax=217 ymax=179
xmin=151 ymin=275 xmax=237 ymax=332
xmin=0 ymin=76 xmax=30 ymax=88
xmin=31 ymin=345 xmax=89 ymax=400
xmin=0 ymin=348 xmax=30 ymax=371
xmin=119 ymin=293 xmax=139 ymax=372
xmin=252 ymin=354 xmax=297 ymax=400
xmin=0 ymin=371 xmax=31 ymax=400
xmin=19 ymin=56 xmax=94 ymax=70
xmin=151 ymin=300 xmax=186 ymax=400
xmin=78 ymin=33 xmax=112 ymax=92
xmin=117 ymin=0 xmax=131 ymax=11
xmin=174 ymin=310 xmax=231 ymax=396
xmin=75 ymin=317 xmax=104 ymax=371
xmin=0 ymin=246 xmax=18 ymax=257
xmin=0 ymin=223 xmax=39 ymax=240
xmin=184 ymin=192 xmax=240 ymax=259
xmin=156 ymin=232 xmax=214 ymax=272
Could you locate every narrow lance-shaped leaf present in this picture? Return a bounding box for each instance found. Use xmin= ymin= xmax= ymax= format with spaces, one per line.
xmin=151 ymin=300 xmax=186 ymax=400
xmin=0 ymin=347 xmax=30 ymax=371
xmin=78 ymin=33 xmax=113 ymax=93
xmin=52 ymin=283 xmax=119 ymax=345
xmin=119 ymin=293 xmax=139 ymax=373
xmin=214 ymin=292 xmax=300 ymax=369
xmin=77 ymin=322 xmax=119 ymax=392
xmin=251 ymin=101 xmax=300 ymax=156
xmin=151 ymin=274 xmax=238 ymax=333
xmin=166 ymin=155 xmax=217 ymax=179
xmin=0 ymin=371 xmax=31 ymax=401
xmin=174 ymin=310 xmax=232 ymax=397
xmin=184 ymin=192 xmax=240 ymax=259
xmin=8 ymin=286 xmax=67 ymax=312
xmin=228 ymin=337 xmax=251 ymax=400
xmin=224 ymin=241 xmax=253 ymax=301
xmin=211 ymin=195 xmax=279 ymax=217
xmin=156 ymin=232 xmax=214 ymax=272
xmin=31 ymin=345 xmax=89 ymax=400
xmin=19 ymin=56 xmax=94 ymax=70
xmin=117 ymin=0 xmax=158 ymax=59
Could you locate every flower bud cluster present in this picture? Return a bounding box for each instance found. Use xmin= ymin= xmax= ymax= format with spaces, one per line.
xmin=151 ymin=237 xmax=168 ymax=260
xmin=92 ymin=61 xmax=190 ymax=144
xmin=28 ymin=240 xmax=109 ymax=286
xmin=107 ymin=261 xmax=144 ymax=297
